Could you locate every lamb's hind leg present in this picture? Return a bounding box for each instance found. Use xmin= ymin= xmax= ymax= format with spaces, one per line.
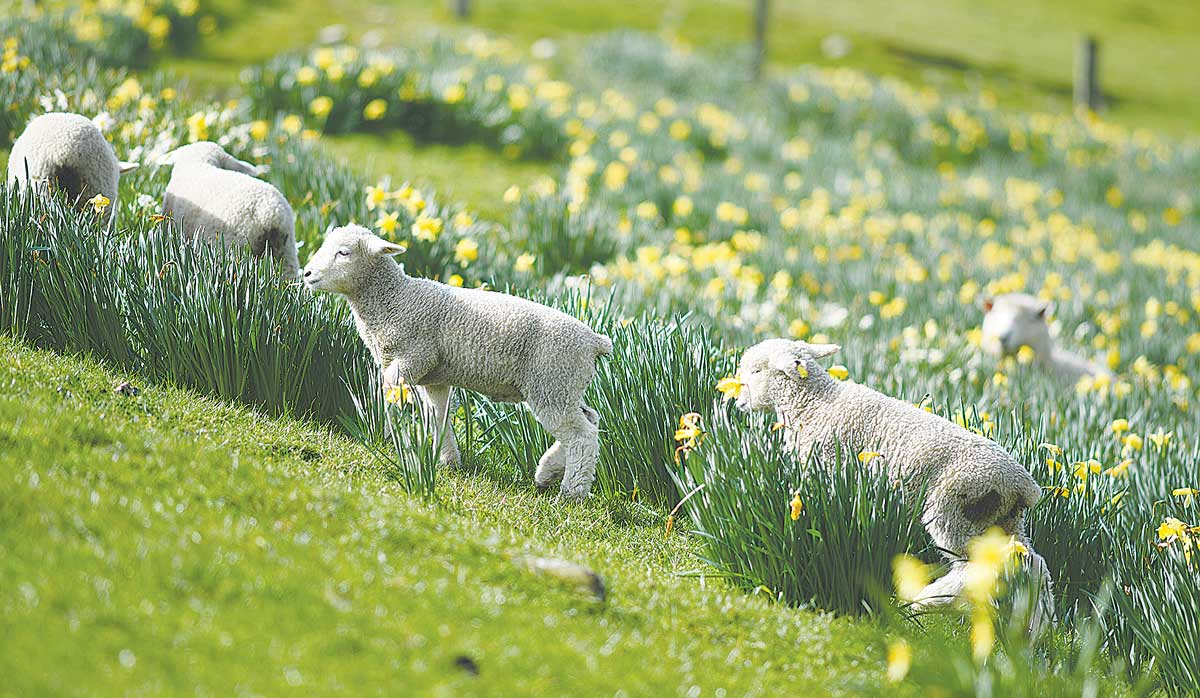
xmin=534 ymin=406 xmax=598 ymax=490
xmin=417 ymin=384 xmax=461 ymax=468
xmin=530 ymin=402 xmax=599 ymax=501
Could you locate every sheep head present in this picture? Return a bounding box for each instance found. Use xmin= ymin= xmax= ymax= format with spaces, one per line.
xmin=734 ymin=338 xmax=840 ymax=412
xmin=303 ymin=224 xmax=405 ymax=296
xmin=159 ymin=141 xmax=266 ymax=176
xmin=980 ymin=293 xmax=1053 ymax=357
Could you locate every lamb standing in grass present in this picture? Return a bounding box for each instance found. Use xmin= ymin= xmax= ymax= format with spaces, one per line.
xmin=6 ymin=112 xmax=138 ymax=212
xmin=733 ymin=338 xmax=1053 ymax=623
xmin=981 ymin=293 xmax=1110 ymax=381
xmin=160 ymin=142 xmax=300 ymax=277
xmin=302 ymin=224 xmax=613 ymax=500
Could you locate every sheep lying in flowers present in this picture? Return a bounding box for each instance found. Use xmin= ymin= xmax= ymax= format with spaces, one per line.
xmin=733 ymin=338 xmax=1054 ymax=624
xmin=981 ymin=293 xmax=1110 ymax=381
xmin=159 ymin=142 xmax=300 ymax=277
xmin=302 ymin=224 xmax=613 ymax=500
xmin=6 ymin=112 xmax=138 ymax=214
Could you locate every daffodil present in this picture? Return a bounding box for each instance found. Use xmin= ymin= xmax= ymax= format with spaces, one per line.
xmin=1157 ymin=517 xmax=1187 ymax=541
xmin=858 ymin=451 xmax=882 ymax=464
xmin=892 ymin=554 xmax=931 ymax=602
xmin=715 ymin=375 xmax=743 ymax=401
xmin=363 ymin=98 xmax=388 ymax=120
xmin=1148 ymin=430 xmax=1173 ymax=449
xmin=375 ymin=211 xmax=400 ymax=235
xmin=384 ymin=383 xmax=411 ymax=404
xmin=412 ymin=216 xmax=443 ymax=242
xmin=364 ymin=185 xmax=388 ymax=211
xmin=1110 ymin=418 xmax=1130 ymax=435
xmin=827 ymin=364 xmax=849 ymax=380
xmin=886 ymin=640 xmax=911 ymax=683
xmin=514 ymin=253 xmax=536 ymax=274
xmin=673 ymin=412 xmax=705 ymax=463
xmin=1173 ymin=488 xmax=1198 ymax=506
xmin=1103 ymin=459 xmax=1132 ymax=478
xmin=87 ymin=194 xmax=111 ymax=214
xmin=454 ymin=238 xmax=479 ymax=265
xmin=789 ymin=493 xmax=804 ymax=520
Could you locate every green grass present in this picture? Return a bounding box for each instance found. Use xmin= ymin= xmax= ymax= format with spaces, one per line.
xmin=0 ymin=334 xmax=903 ymax=695
xmin=320 ymin=130 xmax=548 ymax=222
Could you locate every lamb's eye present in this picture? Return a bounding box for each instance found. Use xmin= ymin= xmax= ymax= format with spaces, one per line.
xmin=336 ymin=248 xmax=350 ymax=257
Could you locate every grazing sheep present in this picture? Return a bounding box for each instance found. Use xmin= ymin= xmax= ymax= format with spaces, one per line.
xmin=302 ymin=224 xmax=613 ymax=500
xmin=6 ymin=112 xmax=138 ymax=212
xmin=981 ymin=293 xmax=1109 ymax=381
xmin=159 ymin=142 xmax=300 ymax=277
xmin=734 ymin=338 xmax=1054 ymax=624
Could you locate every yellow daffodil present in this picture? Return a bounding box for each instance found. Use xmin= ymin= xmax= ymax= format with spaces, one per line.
xmin=1158 ymin=517 xmax=1187 ymax=541
xmin=454 ymin=238 xmax=479 ymax=265
xmin=827 ymin=364 xmax=849 ymax=380
xmin=1104 ymin=459 xmax=1132 ymax=478
xmin=858 ymin=451 xmax=882 ymax=464
xmin=1148 ymin=430 xmax=1173 ymax=449
xmin=364 ymin=185 xmax=388 ymax=211
xmin=1110 ymin=418 xmax=1130 ymax=435
xmin=1173 ymin=488 xmax=1198 ymax=506
xmin=383 ymin=383 xmax=411 ymax=404
xmin=673 ymin=412 xmax=705 ymax=463
xmin=789 ymin=493 xmax=804 ymax=520
xmin=886 ymin=640 xmax=912 ymax=683
xmin=363 ymin=98 xmax=388 ymax=121
xmin=87 ymin=194 xmax=110 ymax=214
xmin=413 ymin=216 xmax=443 ymax=242
xmin=892 ymin=554 xmax=931 ymax=602
xmin=514 ymin=253 xmax=536 ymax=274
xmin=375 ymin=211 xmax=400 ymax=235
xmin=970 ymin=606 xmax=994 ymax=662
xmin=715 ymin=375 xmax=743 ymax=401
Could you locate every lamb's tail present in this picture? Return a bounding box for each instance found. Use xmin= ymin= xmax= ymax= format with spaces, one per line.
xmin=592 ymin=332 xmax=614 ymax=358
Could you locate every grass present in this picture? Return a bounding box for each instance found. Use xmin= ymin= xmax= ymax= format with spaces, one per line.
xmin=0 ymin=334 xmax=906 ymax=695
xmin=320 ymin=130 xmax=549 ymax=223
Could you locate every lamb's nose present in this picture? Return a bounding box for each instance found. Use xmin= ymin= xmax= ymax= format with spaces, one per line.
xmin=303 ymin=269 xmax=312 ymax=278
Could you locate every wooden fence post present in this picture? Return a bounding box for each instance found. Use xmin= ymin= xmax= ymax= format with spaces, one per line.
xmin=1074 ymin=36 xmax=1100 ymax=112
xmin=753 ymin=0 xmax=769 ymax=80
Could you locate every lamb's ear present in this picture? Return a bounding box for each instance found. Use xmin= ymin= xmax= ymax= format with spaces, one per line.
xmin=365 ymin=236 xmax=406 ymax=256
xmin=980 ymin=295 xmax=994 ymax=312
xmin=806 ymin=343 xmax=840 ymax=359
xmin=118 ymin=161 xmax=139 ymax=174
xmin=157 ymin=148 xmax=181 ymax=166
xmin=768 ymin=346 xmax=803 ymax=374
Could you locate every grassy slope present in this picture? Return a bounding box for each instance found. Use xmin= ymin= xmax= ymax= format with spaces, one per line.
xmin=0 ymin=334 xmax=897 ymax=696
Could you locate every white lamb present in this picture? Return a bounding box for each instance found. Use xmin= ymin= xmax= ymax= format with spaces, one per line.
xmin=302 ymin=224 xmax=613 ymax=500
xmin=6 ymin=112 xmax=138 ymax=212
xmin=981 ymin=293 xmax=1110 ymax=381
xmin=734 ymin=338 xmax=1054 ymax=624
xmin=159 ymin=142 xmax=300 ymax=277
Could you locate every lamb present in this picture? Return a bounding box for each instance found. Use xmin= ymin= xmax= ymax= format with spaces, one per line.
xmin=733 ymin=338 xmax=1054 ymax=625
xmin=159 ymin=142 xmax=300 ymax=277
xmin=6 ymin=112 xmax=138 ymax=213
xmin=981 ymin=293 xmax=1110 ymax=382
xmin=302 ymin=224 xmax=613 ymax=500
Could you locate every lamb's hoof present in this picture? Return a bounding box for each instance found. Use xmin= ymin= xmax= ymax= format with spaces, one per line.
xmin=438 ymin=451 xmax=462 ymax=469
xmin=558 ymin=484 xmax=591 ymax=502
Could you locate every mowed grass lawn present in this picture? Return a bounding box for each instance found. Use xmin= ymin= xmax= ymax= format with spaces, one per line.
xmin=0 ymin=335 xmax=903 ymax=696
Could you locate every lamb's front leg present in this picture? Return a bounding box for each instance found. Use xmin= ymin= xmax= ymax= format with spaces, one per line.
xmin=417 ymin=383 xmax=461 ymax=468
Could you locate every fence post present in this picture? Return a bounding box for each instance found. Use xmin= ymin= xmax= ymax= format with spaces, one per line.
xmin=1074 ymin=36 xmax=1100 ymax=112
xmin=753 ymin=0 xmax=769 ymax=80
xmin=451 ymin=0 xmax=470 ymax=19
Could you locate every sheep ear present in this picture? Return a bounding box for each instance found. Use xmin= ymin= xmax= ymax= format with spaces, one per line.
xmin=365 ymin=236 xmax=406 ymax=256
xmin=807 ymin=343 xmax=840 ymax=359
xmin=118 ymin=161 xmax=139 ymax=174
xmin=158 ymin=148 xmax=181 ymax=166
xmin=768 ymin=347 xmax=802 ymax=374
xmin=980 ymin=295 xmax=994 ymax=312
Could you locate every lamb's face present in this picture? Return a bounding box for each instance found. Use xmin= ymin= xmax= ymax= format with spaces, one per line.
xmin=303 ymin=225 xmax=405 ymax=295
xmin=734 ymin=338 xmax=840 ymax=412
xmin=980 ymin=293 xmax=1052 ymax=356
